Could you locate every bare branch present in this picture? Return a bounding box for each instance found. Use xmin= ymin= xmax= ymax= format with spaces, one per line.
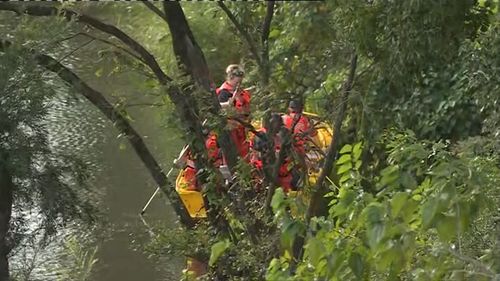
xmin=142 ymin=1 xmax=168 ymax=23
xmin=261 ymin=1 xmax=274 ymax=47
xmin=0 ymin=3 xmax=172 ymax=84
xmin=449 ymin=249 xmax=496 ymax=277
xmin=56 ymin=32 xmax=146 ymax=64
xmin=77 ymin=33 xmax=146 ymax=64
xmin=124 ymin=102 xmax=165 ymax=108
xmin=55 ymin=32 xmax=84 ymax=43
xmin=217 ymin=1 xmax=262 ymax=65
xmin=57 ymin=38 xmax=94 ymax=63
xmin=260 ymin=1 xmax=275 ymax=87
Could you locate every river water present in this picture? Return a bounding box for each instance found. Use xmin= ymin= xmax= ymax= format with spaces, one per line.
xmin=11 ymin=78 xmax=184 ymax=280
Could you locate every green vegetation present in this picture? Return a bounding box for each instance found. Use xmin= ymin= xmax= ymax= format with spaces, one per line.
xmin=1 ymin=1 xmax=499 ymax=280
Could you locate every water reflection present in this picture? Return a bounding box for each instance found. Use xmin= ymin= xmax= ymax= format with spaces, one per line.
xmin=11 ymin=91 xmax=183 ymax=280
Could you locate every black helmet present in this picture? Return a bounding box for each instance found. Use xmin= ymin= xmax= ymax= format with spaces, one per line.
xmin=288 ymin=100 xmax=303 ymax=112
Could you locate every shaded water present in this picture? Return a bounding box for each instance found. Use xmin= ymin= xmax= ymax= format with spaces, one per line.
xmin=12 ymin=87 xmax=184 ymax=280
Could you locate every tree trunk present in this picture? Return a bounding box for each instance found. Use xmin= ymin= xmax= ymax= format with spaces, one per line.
xmin=260 ymin=1 xmax=275 ymax=90
xmin=0 ymin=155 xmax=13 ymax=281
xmin=163 ymin=2 xmax=239 ymax=171
xmin=305 ymin=54 xmax=357 ymax=222
xmin=291 ymin=54 xmax=358 ymax=265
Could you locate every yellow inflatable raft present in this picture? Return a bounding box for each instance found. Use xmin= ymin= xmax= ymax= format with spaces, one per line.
xmin=175 ymin=112 xmax=333 ymax=218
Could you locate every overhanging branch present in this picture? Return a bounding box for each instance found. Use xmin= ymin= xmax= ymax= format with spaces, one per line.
xmin=142 ymin=1 xmax=168 ymax=23
xmin=306 ymin=53 xmax=358 ymax=222
xmin=0 ymin=2 xmax=172 ymax=84
xmin=61 ymin=32 xmax=146 ymax=64
xmin=0 ymin=2 xmax=209 ymax=182
xmin=217 ymin=2 xmax=262 ymax=66
xmin=0 ymin=39 xmax=195 ymax=228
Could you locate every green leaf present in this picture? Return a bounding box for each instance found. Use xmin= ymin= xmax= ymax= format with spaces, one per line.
xmin=281 ymin=221 xmax=304 ymax=253
xmin=391 ymin=192 xmax=408 ymax=217
xmin=339 ymin=144 xmax=353 ymax=154
xmin=422 ymin=197 xmax=439 ymax=228
xmin=348 ymin=252 xmax=364 ymax=279
xmin=339 ymin=173 xmax=350 ymax=184
xmin=367 ymin=223 xmax=385 ymax=249
xmin=364 ymin=203 xmax=385 ymax=249
xmin=364 ymin=203 xmax=384 ymax=224
xmin=305 ymin=237 xmax=326 ymax=265
xmin=337 ymin=162 xmax=353 ymax=175
xmin=337 ymin=154 xmax=351 ymax=165
xmin=355 ymin=160 xmax=362 ymax=170
xmin=400 ymin=198 xmax=419 ymax=224
xmin=209 ymin=240 xmax=231 ymax=266
xmin=379 ymin=165 xmax=399 ymax=187
xmin=352 ymin=142 xmax=363 ymax=161
xmin=400 ymin=172 xmax=417 ymax=189
xmin=271 ymin=188 xmax=286 ymax=214
xmin=436 ymin=214 xmax=457 ymax=242
xmin=378 ymin=245 xmax=403 ymax=271
xmin=269 ymin=29 xmax=281 ymax=39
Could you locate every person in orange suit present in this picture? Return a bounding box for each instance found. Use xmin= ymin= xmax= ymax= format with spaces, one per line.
xmin=216 ymin=64 xmax=251 ymax=158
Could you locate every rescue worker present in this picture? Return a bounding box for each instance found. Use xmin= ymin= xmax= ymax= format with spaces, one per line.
xmin=216 ymin=64 xmax=251 ymax=158
xmin=282 ymin=100 xmax=317 ymax=156
xmin=249 ymin=114 xmax=300 ymax=192
xmin=205 ymin=131 xmax=223 ymax=168
xmin=179 ymin=150 xmax=199 ymax=191
xmin=180 ymin=130 xmax=224 ymax=191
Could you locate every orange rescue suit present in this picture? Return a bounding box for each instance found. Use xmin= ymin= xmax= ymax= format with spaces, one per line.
xmin=216 ymin=81 xmax=251 ymax=158
xmin=282 ymin=113 xmax=316 ymax=155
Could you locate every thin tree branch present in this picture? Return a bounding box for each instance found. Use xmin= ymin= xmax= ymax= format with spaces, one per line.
xmin=0 ymin=3 xmax=172 ymax=84
xmin=217 ymin=1 xmax=262 ymax=66
xmin=56 ymin=32 xmax=146 ymax=64
xmin=448 ymin=249 xmax=496 ymax=277
xmin=57 ymin=38 xmax=94 ymax=63
xmin=55 ymin=32 xmax=83 ymax=43
xmin=259 ymin=1 xmax=275 ymax=108
xmin=124 ymin=102 xmax=165 ymax=108
xmin=78 ymin=33 xmax=146 ymax=64
xmin=142 ymin=1 xmax=168 ymax=23
xmin=306 ymin=53 xmax=358 ymax=222
xmin=261 ymin=1 xmax=274 ymax=47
